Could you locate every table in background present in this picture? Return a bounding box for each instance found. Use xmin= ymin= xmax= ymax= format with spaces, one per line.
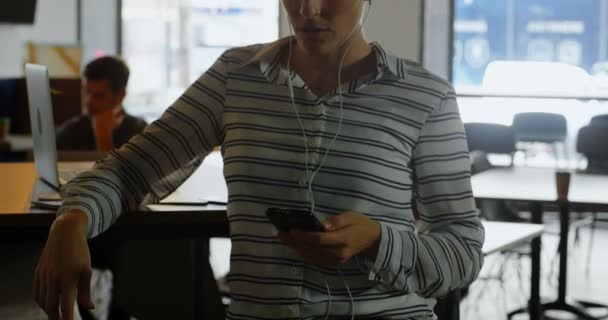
xmin=472 ymin=166 xmax=608 ymax=320
xmin=0 ymin=158 xmax=229 ymax=319
xmin=439 ymin=221 xmax=544 ymax=320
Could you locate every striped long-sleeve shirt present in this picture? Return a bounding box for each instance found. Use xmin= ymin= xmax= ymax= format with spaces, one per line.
xmin=59 ymin=38 xmax=484 ymax=320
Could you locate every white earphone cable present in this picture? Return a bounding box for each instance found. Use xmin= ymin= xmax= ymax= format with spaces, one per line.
xmin=285 ymin=1 xmax=372 ymax=319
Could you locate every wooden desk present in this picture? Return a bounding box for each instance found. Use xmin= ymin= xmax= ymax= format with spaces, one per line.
xmin=0 ymin=159 xmax=229 ymax=320
xmin=0 ymin=161 xmax=229 ymax=241
xmin=0 ymin=163 xmax=37 ymax=215
xmin=472 ymin=166 xmax=608 ymax=320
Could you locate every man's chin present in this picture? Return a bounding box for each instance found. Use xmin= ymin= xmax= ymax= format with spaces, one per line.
xmin=299 ymin=42 xmax=338 ymax=56
xmin=86 ymin=107 xmax=105 ymax=115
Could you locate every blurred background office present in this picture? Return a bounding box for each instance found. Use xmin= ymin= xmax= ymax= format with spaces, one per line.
xmin=1 ymin=0 xmax=608 ymax=319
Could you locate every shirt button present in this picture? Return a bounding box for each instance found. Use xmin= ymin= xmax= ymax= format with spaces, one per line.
xmin=290 ymin=267 xmax=301 ymax=275
xmin=298 ymin=179 xmax=307 ymax=187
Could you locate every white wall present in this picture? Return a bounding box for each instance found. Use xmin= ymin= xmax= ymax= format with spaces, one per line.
xmin=279 ymin=0 xmax=423 ymax=62
xmin=423 ymin=0 xmax=452 ymax=79
xmin=81 ymin=0 xmax=119 ymax=64
xmin=365 ymin=0 xmax=422 ymax=62
xmin=0 ymin=0 xmax=78 ymax=77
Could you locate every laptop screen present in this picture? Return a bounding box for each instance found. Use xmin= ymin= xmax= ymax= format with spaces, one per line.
xmin=25 ymin=64 xmax=60 ymax=189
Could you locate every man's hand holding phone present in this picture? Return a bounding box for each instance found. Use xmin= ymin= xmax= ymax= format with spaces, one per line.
xmin=267 ymin=209 xmax=382 ymax=267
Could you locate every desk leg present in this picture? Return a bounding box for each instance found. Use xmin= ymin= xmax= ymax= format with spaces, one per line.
xmin=449 ymin=289 xmax=461 ymax=320
xmin=540 ymin=202 xmax=601 ymax=319
xmin=557 ymin=201 xmax=569 ymax=303
xmin=507 ymin=202 xmax=543 ymax=320
xmin=529 ymin=202 xmax=542 ymax=320
xmin=435 ymin=289 xmax=460 ymax=320
xmin=192 ymin=239 xmax=225 ymax=320
xmin=192 ymin=239 xmax=204 ymax=320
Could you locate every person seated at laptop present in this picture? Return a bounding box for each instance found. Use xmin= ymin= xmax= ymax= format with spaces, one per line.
xmin=56 ymin=56 xmax=147 ymax=152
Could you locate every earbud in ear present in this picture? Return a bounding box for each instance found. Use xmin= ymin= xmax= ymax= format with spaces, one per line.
xmin=359 ymin=0 xmax=372 ymax=26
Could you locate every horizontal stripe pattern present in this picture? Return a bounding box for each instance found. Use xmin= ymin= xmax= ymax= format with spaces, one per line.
xmin=59 ymin=38 xmax=484 ymax=319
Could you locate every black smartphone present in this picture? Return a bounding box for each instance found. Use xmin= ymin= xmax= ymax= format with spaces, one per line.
xmin=265 ymin=208 xmax=324 ymax=232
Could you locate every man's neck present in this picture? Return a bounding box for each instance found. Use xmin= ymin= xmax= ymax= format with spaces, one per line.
xmin=91 ymin=105 xmax=123 ymax=118
xmin=288 ymin=34 xmax=375 ymax=95
xmin=295 ymin=33 xmax=371 ymax=71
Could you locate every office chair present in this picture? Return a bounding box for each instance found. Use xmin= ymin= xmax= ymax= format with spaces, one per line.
xmin=462 ymin=123 xmax=552 ymax=319
xmin=589 ymin=114 xmax=608 ymax=127
xmin=464 ymin=123 xmax=523 ymax=222
xmin=575 ymin=124 xmax=608 ymax=274
xmin=512 ymin=112 xmax=567 ymax=165
xmin=465 ymin=122 xmax=516 ymax=157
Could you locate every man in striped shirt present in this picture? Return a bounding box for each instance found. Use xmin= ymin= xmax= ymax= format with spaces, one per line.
xmin=35 ymin=1 xmax=484 ymax=319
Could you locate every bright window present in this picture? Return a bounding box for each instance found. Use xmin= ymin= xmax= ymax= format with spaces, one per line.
xmin=453 ymin=0 xmax=608 ymax=167
xmin=121 ymin=0 xmax=280 ymax=122
xmin=453 ymin=0 xmax=608 ymax=90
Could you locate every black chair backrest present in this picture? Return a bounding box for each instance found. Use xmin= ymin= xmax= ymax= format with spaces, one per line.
xmin=469 ymin=150 xmax=492 ymax=175
xmin=512 ymin=112 xmax=567 ymax=143
xmin=577 ymin=125 xmax=608 ymax=174
xmin=465 ymin=124 xmax=521 ymax=222
xmin=590 ymin=114 xmax=608 ymax=127
xmin=464 ymin=123 xmax=515 ymax=154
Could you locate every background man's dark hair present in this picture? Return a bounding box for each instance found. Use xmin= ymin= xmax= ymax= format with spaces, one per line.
xmin=83 ymin=56 xmax=130 ymax=92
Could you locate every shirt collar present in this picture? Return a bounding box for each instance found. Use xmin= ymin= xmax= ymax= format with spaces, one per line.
xmin=241 ymin=36 xmax=407 ymax=84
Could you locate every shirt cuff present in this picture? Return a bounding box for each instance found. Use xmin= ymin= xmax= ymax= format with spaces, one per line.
xmin=356 ymin=222 xmax=419 ymax=291
xmin=57 ymin=199 xmax=96 ymax=238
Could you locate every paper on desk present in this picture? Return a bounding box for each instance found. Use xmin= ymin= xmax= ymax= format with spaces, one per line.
xmin=30 ymin=200 xmax=61 ymax=210
xmin=146 ymin=204 xmax=212 ymax=211
xmin=160 ymin=151 xmax=227 ymax=204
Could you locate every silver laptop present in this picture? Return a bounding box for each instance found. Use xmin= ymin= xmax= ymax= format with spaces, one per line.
xmin=25 ymin=64 xmax=86 ymax=192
